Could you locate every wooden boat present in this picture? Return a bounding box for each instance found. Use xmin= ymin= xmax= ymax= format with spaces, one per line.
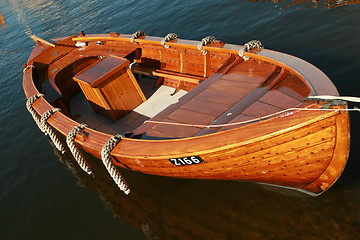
xmin=23 ymin=32 xmax=350 ymax=196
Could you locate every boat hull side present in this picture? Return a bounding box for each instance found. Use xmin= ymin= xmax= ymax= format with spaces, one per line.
xmin=109 ymin=110 xmax=348 ymax=195
xmin=302 ymin=109 xmax=350 ymax=194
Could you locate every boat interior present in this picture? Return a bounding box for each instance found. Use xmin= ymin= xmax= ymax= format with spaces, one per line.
xmin=31 ymin=35 xmax=312 ymax=140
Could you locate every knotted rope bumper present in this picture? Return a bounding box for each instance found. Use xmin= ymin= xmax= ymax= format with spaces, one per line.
xmin=238 ymin=40 xmax=264 ymax=60
xmin=198 ymin=36 xmax=219 ymax=55
xmin=66 ymin=124 xmax=92 ymax=175
xmin=130 ymin=30 xmax=147 ymax=43
xmin=161 ymin=33 xmax=179 ymax=48
xmin=101 ymin=134 xmax=130 ymax=195
xmin=40 ymin=108 xmax=66 ymax=153
xmin=26 ymin=94 xmax=44 ymax=132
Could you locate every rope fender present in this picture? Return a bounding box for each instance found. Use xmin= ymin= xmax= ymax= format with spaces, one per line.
xmin=198 ymin=36 xmax=220 ymax=55
xmin=101 ymin=134 xmax=130 ymax=195
xmin=161 ymin=33 xmax=179 ymax=48
xmin=40 ymin=108 xmax=66 ymax=154
xmin=66 ymin=124 xmax=92 ymax=175
xmin=238 ymin=40 xmax=264 ymax=60
xmin=26 ymin=94 xmax=45 ymax=132
xmin=130 ymin=30 xmax=147 ymax=43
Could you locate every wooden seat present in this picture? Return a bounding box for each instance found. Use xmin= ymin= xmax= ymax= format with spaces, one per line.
xmin=30 ymin=35 xmax=77 ymax=71
xmin=130 ymin=63 xmax=206 ymax=94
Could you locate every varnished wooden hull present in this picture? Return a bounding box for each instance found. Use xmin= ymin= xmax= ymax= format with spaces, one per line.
xmin=23 ymin=33 xmax=350 ymax=195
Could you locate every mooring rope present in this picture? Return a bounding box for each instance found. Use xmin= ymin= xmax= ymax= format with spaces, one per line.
xmin=161 ymin=33 xmax=179 ymax=48
xmin=40 ymin=108 xmax=66 ymax=153
xmin=145 ymin=103 xmax=360 ymax=129
xmin=305 ymin=95 xmax=360 ymax=103
xmin=238 ymin=40 xmax=264 ymax=60
xmin=66 ymin=124 xmax=92 ymax=175
xmin=101 ymin=134 xmax=130 ymax=195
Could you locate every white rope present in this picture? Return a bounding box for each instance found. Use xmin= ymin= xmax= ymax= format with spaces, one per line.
xmin=40 ymin=108 xmax=66 ymax=153
xmin=66 ymin=124 xmax=92 ymax=175
xmin=305 ymin=95 xmax=360 ymax=103
xmin=23 ymin=64 xmax=35 ymax=73
xmin=145 ymin=105 xmax=359 ymax=129
xmin=101 ymin=134 xmax=130 ymax=195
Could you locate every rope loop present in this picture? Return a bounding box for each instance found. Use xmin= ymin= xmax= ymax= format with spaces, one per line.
xmin=161 ymin=33 xmax=179 ymax=48
xmin=66 ymin=123 xmax=92 ymax=175
xmin=23 ymin=64 xmax=35 ymax=73
xmin=40 ymin=108 xmax=66 ymax=153
xmin=101 ymin=134 xmax=130 ymax=195
xmin=198 ymin=36 xmax=219 ymax=55
xmin=130 ymin=30 xmax=147 ymax=43
xmin=238 ymin=40 xmax=264 ymax=60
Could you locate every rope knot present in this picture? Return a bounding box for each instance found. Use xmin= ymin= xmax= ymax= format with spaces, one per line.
xmin=39 ymin=108 xmax=66 ymax=153
xmin=198 ymin=36 xmax=220 ymax=55
xmin=239 ymin=40 xmax=264 ymax=60
xmin=130 ymin=30 xmax=147 ymax=43
xmin=161 ymin=33 xmax=179 ymax=48
xmin=101 ymin=134 xmax=130 ymax=195
xmin=66 ymin=123 xmax=92 ymax=175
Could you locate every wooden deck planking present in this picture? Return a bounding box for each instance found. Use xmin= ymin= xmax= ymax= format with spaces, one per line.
xmin=166 ymin=108 xmax=217 ymax=125
xmin=150 ymin=118 xmax=202 ymax=138
xmin=180 ymin=98 xmax=232 ymax=117
xmin=30 ymin=35 xmax=77 ymax=66
xmin=141 ymin=59 xmax=307 ymax=138
xmin=242 ymin=101 xmax=284 ymax=117
xmin=196 ymin=89 xmax=246 ymax=106
xmin=220 ymin=60 xmax=277 ymax=83
xmin=258 ymin=90 xmax=301 ymax=110
xmin=207 ymin=79 xmax=259 ymax=94
xmin=219 ymin=114 xmax=257 ymax=131
xmin=275 ymin=74 xmax=310 ymax=101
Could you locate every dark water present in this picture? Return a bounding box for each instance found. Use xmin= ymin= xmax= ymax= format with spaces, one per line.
xmin=1 ymin=0 xmax=360 ymax=239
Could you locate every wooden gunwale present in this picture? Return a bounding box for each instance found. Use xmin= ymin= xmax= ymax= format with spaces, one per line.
xmin=23 ymin=33 xmax=349 ymax=194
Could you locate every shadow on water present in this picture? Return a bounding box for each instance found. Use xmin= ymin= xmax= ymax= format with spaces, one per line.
xmin=51 ymin=141 xmax=360 ymax=240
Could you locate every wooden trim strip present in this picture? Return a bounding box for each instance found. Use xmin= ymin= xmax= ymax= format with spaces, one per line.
xmin=152 ymin=70 xmax=205 ymax=84
xmin=31 ymin=35 xmax=55 ymax=47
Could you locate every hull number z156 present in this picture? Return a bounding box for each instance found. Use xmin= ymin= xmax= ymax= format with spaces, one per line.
xmin=169 ymin=156 xmax=204 ymax=166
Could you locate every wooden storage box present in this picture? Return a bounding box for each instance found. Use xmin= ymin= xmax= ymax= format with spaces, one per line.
xmin=73 ymin=56 xmax=146 ymax=122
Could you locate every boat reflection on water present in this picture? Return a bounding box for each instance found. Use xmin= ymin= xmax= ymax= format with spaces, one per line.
xmin=0 ymin=12 xmax=7 ymax=29
xmin=51 ymin=142 xmax=360 ymax=239
xmin=249 ymin=0 xmax=360 ymax=10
